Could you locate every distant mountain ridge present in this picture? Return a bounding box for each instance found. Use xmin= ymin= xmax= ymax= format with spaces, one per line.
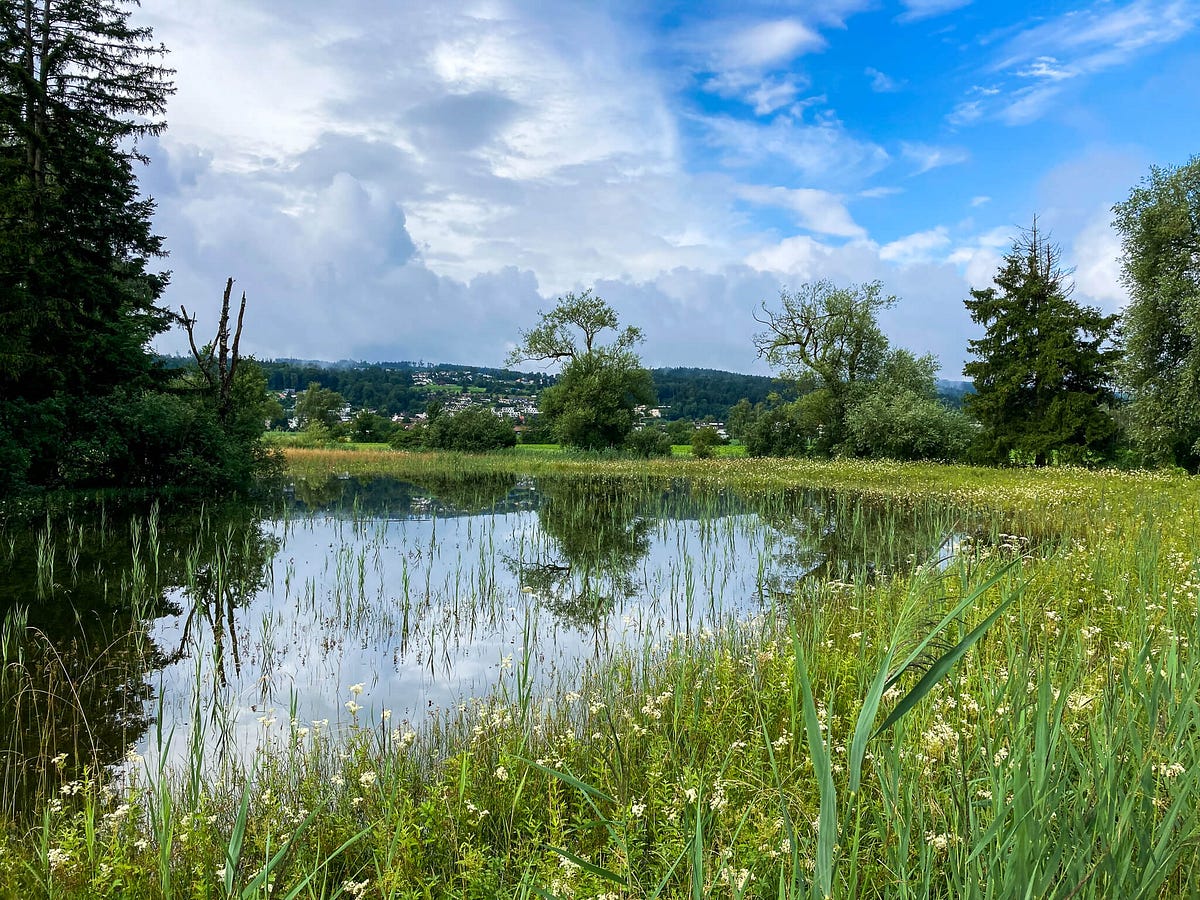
xmin=157 ymin=355 xmax=974 ymax=421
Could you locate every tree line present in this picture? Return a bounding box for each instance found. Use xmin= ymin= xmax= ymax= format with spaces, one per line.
xmin=503 ymin=157 xmax=1200 ymax=471
xmin=2 ymin=0 xmax=1198 ymax=498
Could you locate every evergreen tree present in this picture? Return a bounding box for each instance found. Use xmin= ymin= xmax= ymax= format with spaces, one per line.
xmin=1112 ymin=156 xmax=1200 ymax=470
xmin=0 ymin=0 xmax=174 ymax=490
xmin=963 ymin=223 xmax=1119 ymax=465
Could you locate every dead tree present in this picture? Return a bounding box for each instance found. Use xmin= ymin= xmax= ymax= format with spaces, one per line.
xmin=179 ymin=277 xmax=246 ymax=423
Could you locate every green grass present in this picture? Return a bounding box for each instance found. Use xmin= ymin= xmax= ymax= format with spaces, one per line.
xmin=670 ymin=444 xmax=747 ymax=458
xmin=4 ymin=453 xmax=1200 ymax=897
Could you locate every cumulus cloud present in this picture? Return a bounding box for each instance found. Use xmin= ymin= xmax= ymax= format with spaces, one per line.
xmin=1072 ymin=213 xmax=1127 ymax=311
xmin=135 ymin=0 xmax=1153 ymax=382
xmin=880 ymin=227 xmax=952 ymax=265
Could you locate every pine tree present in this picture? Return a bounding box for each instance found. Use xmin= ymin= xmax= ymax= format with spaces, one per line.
xmin=963 ymin=222 xmax=1119 ymax=465
xmin=0 ymin=0 xmax=174 ymax=489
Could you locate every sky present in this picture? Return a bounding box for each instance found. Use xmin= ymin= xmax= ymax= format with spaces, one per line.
xmin=140 ymin=0 xmax=1200 ymax=378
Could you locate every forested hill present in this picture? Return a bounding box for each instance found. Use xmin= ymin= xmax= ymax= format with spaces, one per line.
xmin=649 ymin=367 xmax=779 ymax=420
xmin=159 ymin=356 xmax=971 ymax=422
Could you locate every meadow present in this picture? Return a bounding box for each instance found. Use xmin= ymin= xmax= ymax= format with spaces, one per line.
xmin=1 ymin=449 xmax=1198 ymax=898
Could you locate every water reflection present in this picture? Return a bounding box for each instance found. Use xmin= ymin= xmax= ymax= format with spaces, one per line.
xmin=517 ymin=477 xmax=653 ymax=628
xmin=0 ymin=500 xmax=278 ymax=816
xmin=2 ymin=473 xmax=961 ymax=807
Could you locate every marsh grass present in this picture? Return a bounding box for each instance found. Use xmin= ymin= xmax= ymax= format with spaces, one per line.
xmin=2 ymin=455 xmax=1200 ymax=897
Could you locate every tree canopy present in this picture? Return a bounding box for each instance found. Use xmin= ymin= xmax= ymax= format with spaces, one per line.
xmin=1113 ymin=155 xmax=1200 ymax=470
xmin=753 ymin=280 xmax=894 ymax=453
xmin=963 ymin=223 xmax=1119 ymax=465
xmin=0 ymin=2 xmax=274 ymax=494
xmin=509 ymin=292 xmax=654 ymax=451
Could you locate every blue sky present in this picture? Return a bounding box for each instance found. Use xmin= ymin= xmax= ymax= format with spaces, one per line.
xmin=143 ymin=0 xmax=1199 ymax=377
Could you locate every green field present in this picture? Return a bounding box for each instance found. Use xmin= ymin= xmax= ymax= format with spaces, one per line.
xmin=4 ymin=451 xmax=1199 ymax=898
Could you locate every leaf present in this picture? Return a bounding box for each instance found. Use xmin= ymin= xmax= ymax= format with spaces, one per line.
xmin=546 ymin=845 xmax=625 ymax=885
xmin=874 ymin=574 xmax=1023 ymax=738
xmin=795 ymin=632 xmax=836 ymax=899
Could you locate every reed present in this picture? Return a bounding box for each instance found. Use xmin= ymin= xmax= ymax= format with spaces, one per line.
xmin=1 ymin=456 xmax=1198 ymax=896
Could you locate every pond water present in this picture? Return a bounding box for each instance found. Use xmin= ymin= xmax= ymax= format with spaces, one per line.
xmin=0 ymin=472 xmax=959 ymax=809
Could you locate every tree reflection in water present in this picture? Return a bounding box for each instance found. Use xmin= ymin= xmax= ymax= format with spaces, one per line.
xmin=516 ymin=477 xmax=654 ymax=630
xmin=0 ymin=499 xmax=277 ymax=818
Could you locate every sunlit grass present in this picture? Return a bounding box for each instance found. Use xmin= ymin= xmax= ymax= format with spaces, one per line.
xmin=3 ymin=453 xmax=1199 ymax=897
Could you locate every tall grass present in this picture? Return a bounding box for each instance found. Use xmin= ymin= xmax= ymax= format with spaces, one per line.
xmin=1 ymin=456 xmax=1199 ymax=897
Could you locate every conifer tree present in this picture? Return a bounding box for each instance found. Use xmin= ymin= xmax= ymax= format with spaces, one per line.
xmin=963 ymin=223 xmax=1119 ymax=465
xmin=0 ymin=0 xmax=174 ymax=489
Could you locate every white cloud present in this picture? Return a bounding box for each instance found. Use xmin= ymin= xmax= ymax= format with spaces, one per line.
xmin=1072 ymin=213 xmax=1127 ymax=311
xmin=725 ymin=19 xmax=825 ymax=68
xmin=946 ymin=227 xmax=1013 ymax=288
xmin=880 ymin=227 xmax=952 ymax=265
xmin=897 ymin=0 xmax=973 ymax=23
xmin=1016 ymin=56 xmax=1076 ymax=82
xmin=700 ymin=113 xmax=890 ymax=186
xmin=970 ymin=195 xmax=990 ymax=207
xmin=959 ymin=0 xmax=1200 ymax=126
xmin=865 ymin=67 xmax=901 ymax=92
xmin=996 ymin=0 xmax=1198 ymax=75
xmin=900 ymin=142 xmax=970 ymax=175
xmin=736 ymin=185 xmax=865 ymax=237
xmin=747 ymin=76 xmax=806 ymax=116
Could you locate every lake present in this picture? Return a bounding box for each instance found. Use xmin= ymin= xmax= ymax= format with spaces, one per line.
xmin=0 ymin=472 xmax=958 ymax=811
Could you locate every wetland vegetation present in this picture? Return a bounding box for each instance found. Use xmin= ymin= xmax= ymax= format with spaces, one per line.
xmin=3 ymin=450 xmax=1200 ymax=897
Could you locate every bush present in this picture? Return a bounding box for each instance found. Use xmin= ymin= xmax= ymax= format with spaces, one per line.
xmin=425 ymin=406 xmax=517 ymax=453
xmin=845 ymin=390 xmax=973 ymax=462
xmin=691 ymin=426 xmax=722 ymax=459
xmin=624 ymin=426 xmax=673 ymax=458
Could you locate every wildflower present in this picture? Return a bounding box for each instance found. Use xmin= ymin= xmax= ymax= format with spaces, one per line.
xmin=358 ymin=771 xmax=377 ymax=788
xmin=631 ymin=801 xmax=646 ymax=818
xmin=349 ymin=682 xmax=365 ymax=696
xmin=925 ymin=831 xmax=956 ymax=852
xmin=683 ymin=787 xmax=699 ymax=804
xmin=345 ymin=700 xmax=362 ymax=715
xmin=46 ymin=847 xmax=71 ymax=872
xmin=494 ymin=765 xmax=509 ymax=782
xmin=500 ymin=655 xmax=513 ymax=671
xmin=381 ymin=709 xmax=392 ymax=722
xmin=1159 ymin=762 xmax=1186 ymax=779
xmin=51 ymin=753 xmax=68 ymax=767
xmin=342 ymin=880 xmax=371 ymax=900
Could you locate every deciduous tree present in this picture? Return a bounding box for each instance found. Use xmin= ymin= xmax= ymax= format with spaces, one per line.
xmin=753 ymin=280 xmax=893 ymax=453
xmin=508 ymin=291 xmax=654 ymax=450
xmin=1113 ymin=156 xmax=1200 ymax=469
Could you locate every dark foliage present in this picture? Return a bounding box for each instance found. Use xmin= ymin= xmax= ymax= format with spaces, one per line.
xmin=964 ymin=223 xmax=1119 ymax=466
